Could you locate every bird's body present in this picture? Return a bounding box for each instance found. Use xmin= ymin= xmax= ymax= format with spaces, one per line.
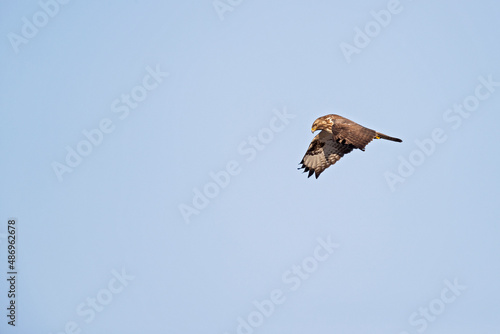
xmin=299 ymin=114 xmax=402 ymax=178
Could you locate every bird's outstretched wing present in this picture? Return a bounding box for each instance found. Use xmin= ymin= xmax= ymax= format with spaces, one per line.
xmin=330 ymin=118 xmax=376 ymax=151
xmin=299 ymin=130 xmax=354 ymax=178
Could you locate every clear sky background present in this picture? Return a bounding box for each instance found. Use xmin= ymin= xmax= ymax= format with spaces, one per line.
xmin=1 ymin=1 xmax=499 ymax=333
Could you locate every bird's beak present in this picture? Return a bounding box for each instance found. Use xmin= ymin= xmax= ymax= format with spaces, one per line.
xmin=311 ymin=126 xmax=317 ymax=133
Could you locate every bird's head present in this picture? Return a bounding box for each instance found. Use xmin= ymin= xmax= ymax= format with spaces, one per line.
xmin=311 ymin=115 xmax=335 ymax=133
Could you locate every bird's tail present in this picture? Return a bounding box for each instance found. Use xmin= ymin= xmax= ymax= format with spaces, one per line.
xmin=375 ymin=132 xmax=402 ymax=143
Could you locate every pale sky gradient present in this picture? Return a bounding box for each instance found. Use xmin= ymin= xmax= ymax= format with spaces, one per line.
xmin=1 ymin=1 xmax=499 ymax=333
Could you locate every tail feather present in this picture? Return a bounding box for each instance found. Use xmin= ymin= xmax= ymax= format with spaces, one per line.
xmin=375 ymin=132 xmax=402 ymax=143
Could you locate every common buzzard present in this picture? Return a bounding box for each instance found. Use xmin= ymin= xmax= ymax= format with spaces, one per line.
xmin=299 ymin=114 xmax=402 ymax=178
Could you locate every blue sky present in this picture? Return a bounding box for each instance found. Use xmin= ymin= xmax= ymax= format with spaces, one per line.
xmin=1 ymin=1 xmax=499 ymax=333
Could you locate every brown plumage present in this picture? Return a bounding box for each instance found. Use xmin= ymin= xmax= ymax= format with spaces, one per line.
xmin=299 ymin=114 xmax=402 ymax=178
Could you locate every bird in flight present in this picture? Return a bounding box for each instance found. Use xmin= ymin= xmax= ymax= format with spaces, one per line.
xmin=299 ymin=114 xmax=402 ymax=178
